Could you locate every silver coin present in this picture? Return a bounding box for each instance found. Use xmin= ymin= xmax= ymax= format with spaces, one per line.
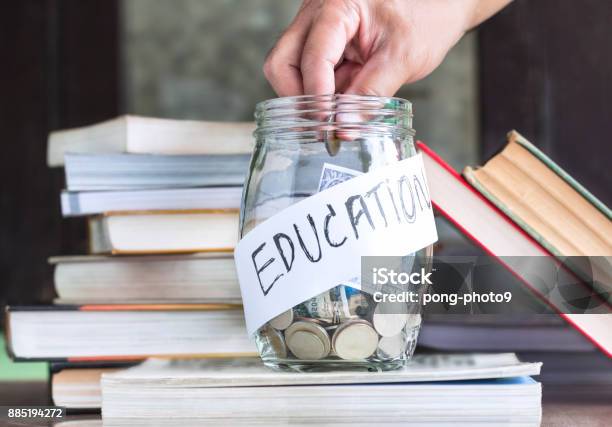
xmin=261 ymin=326 xmax=287 ymax=359
xmin=376 ymin=333 xmax=407 ymax=359
xmin=285 ymin=320 xmax=331 ymax=360
xmin=372 ymin=302 xmax=408 ymax=337
xmin=268 ymin=309 xmax=294 ymax=330
xmin=332 ymin=319 xmax=379 ymax=360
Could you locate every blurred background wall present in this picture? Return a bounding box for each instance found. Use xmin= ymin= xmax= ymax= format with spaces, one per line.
xmin=0 ymin=0 xmax=610 ymax=312
xmin=121 ymin=0 xmax=479 ymax=169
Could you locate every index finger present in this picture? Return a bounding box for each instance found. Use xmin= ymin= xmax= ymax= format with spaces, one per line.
xmin=300 ymin=3 xmax=360 ymax=95
xmin=263 ymin=4 xmax=314 ymax=96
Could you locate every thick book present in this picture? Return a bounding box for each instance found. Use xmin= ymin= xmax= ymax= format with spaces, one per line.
xmin=50 ymin=360 xmax=138 ymax=410
xmin=4 ymin=304 xmax=255 ymax=361
xmin=64 ymin=152 xmax=250 ymax=191
xmin=101 ymin=354 xmax=541 ymax=424
xmin=463 ymin=131 xmax=611 ymax=250
xmin=47 ymin=115 xmax=255 ymax=167
xmin=88 ymin=210 xmax=239 ymax=254
xmin=463 ymin=130 xmax=611 ymax=299
xmin=52 ymin=367 xmax=123 ymax=410
xmin=50 ymin=253 xmax=241 ymax=303
xmin=56 ymin=354 xmax=541 ymax=410
xmin=418 ymin=141 xmax=612 ymax=357
xmin=61 ymin=187 xmax=242 ymax=217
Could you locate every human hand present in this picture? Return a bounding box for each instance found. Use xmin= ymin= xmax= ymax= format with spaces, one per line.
xmin=264 ymin=0 xmax=511 ymax=97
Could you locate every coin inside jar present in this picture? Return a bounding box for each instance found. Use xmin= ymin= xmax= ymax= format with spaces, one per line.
xmin=285 ymin=320 xmax=331 ymax=360
xmin=332 ymin=320 xmax=379 ymax=360
xmin=261 ymin=326 xmax=287 ymax=359
xmin=372 ymin=303 xmax=408 ymax=337
xmin=268 ymin=309 xmax=294 ymax=330
xmin=376 ymin=334 xmax=407 ymax=359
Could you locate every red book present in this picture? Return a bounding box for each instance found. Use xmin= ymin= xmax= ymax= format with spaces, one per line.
xmin=418 ymin=141 xmax=611 ymax=358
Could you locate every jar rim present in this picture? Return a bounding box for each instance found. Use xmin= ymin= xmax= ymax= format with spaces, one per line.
xmin=255 ymin=94 xmax=412 ymax=113
xmin=254 ymin=94 xmax=414 ymax=140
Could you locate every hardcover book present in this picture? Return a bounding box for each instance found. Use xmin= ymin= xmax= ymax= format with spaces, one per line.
xmin=418 ymin=141 xmax=612 ymax=357
xmin=50 ymin=253 xmax=240 ymax=303
xmin=87 ymin=210 xmax=239 ymax=254
xmin=463 ymin=130 xmax=611 ymax=258
xmin=47 ymin=115 xmax=255 ymax=167
xmin=5 ymin=304 xmax=254 ymax=361
xmin=64 ymin=152 xmax=250 ymax=191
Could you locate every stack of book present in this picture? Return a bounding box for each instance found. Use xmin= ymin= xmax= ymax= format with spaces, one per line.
xmin=100 ymin=353 xmax=543 ymax=424
xmin=4 ymin=118 xmax=609 ymax=419
xmin=4 ymin=116 xmax=258 ymax=409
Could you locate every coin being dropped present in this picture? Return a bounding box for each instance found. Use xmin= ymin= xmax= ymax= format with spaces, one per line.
xmin=285 ymin=320 xmax=331 ymax=360
xmin=372 ymin=303 xmax=408 ymax=337
xmin=332 ymin=320 xmax=379 ymax=360
xmin=261 ymin=327 xmax=287 ymax=359
xmin=324 ymin=137 xmax=341 ymax=156
xmin=323 ymin=112 xmax=341 ymax=156
xmin=377 ymin=334 xmax=407 ymax=359
xmin=269 ymin=309 xmax=294 ymax=330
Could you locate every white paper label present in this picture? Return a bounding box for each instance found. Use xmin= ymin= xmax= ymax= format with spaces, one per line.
xmin=235 ymin=154 xmax=438 ymax=335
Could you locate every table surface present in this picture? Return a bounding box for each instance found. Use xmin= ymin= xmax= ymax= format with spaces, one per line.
xmin=1 ymin=381 xmax=611 ymax=426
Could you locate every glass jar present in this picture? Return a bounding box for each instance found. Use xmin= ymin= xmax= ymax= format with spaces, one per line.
xmin=240 ymin=94 xmax=433 ymax=371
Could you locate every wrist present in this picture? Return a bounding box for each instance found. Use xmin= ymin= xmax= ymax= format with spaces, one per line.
xmin=453 ymin=0 xmax=482 ymax=32
xmin=461 ymin=0 xmax=513 ymax=31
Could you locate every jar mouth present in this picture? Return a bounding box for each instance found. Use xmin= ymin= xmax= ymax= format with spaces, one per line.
xmin=254 ymin=94 xmax=413 ymax=140
xmin=255 ymin=94 xmax=411 ymax=111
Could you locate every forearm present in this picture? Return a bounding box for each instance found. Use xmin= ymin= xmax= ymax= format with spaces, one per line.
xmin=462 ymin=0 xmax=513 ymax=30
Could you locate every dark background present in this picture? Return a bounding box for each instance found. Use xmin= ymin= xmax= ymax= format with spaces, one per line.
xmin=0 ymin=0 xmax=610 ymax=315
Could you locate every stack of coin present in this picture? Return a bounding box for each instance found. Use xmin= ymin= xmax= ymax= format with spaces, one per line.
xmin=371 ymin=302 xmax=413 ymax=359
xmin=331 ymin=319 xmax=379 ymax=360
xmin=285 ymin=319 xmax=331 ymax=360
xmin=263 ymin=286 xmax=423 ymax=362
